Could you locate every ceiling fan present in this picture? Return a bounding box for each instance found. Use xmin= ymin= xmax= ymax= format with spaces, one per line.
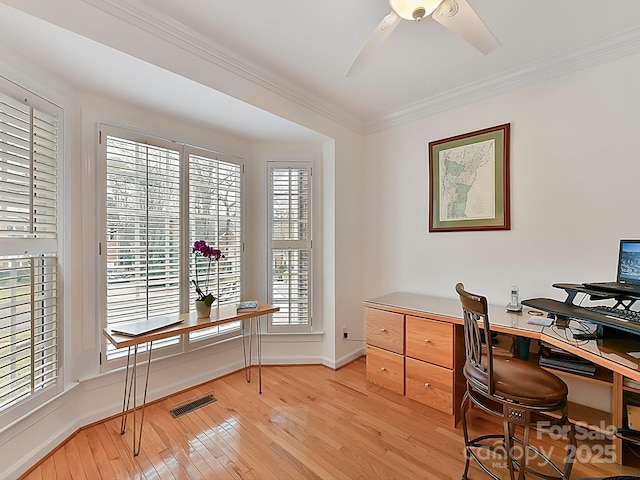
xmin=346 ymin=0 xmax=500 ymax=76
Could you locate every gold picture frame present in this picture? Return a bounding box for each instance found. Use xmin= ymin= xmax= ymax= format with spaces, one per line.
xmin=429 ymin=123 xmax=511 ymax=232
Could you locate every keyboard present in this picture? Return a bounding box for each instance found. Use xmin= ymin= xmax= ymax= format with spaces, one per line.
xmin=584 ymin=305 xmax=640 ymax=323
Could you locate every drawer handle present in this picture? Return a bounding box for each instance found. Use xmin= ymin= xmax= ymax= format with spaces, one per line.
xmin=424 ymin=339 xmax=430 ymax=343
xmin=380 ymin=328 xmax=386 ymax=332
xmin=424 ymin=383 xmax=430 ymax=388
xmin=380 ymin=367 xmax=386 ymax=371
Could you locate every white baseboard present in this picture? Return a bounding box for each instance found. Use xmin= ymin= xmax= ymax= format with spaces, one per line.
xmin=331 ymin=347 xmax=366 ymax=369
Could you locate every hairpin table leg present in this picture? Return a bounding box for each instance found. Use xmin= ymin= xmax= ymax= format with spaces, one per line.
xmin=257 ymin=315 xmax=262 ymax=394
xmin=242 ymin=318 xmax=253 ymax=383
xmin=120 ymin=346 xmax=134 ymax=435
xmin=119 ymin=341 xmax=153 ymax=456
xmin=132 ymin=341 xmax=152 ymax=456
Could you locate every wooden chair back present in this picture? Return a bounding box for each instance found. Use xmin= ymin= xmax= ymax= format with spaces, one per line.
xmin=456 ymin=282 xmax=495 ymax=395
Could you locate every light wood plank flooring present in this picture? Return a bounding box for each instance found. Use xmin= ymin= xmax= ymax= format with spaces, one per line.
xmin=20 ymin=358 xmax=640 ymax=479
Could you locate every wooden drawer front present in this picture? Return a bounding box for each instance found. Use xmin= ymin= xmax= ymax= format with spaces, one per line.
xmin=366 ymin=309 xmax=404 ymax=354
xmin=406 ymin=316 xmax=453 ymax=368
xmin=406 ymin=357 xmax=453 ymax=414
xmin=366 ymin=346 xmax=404 ymax=395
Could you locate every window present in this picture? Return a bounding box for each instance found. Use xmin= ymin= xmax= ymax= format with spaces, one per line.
xmin=101 ymin=129 xmax=242 ymax=360
xmin=187 ymin=149 xmax=242 ymax=342
xmin=0 ymin=90 xmax=60 ymax=413
xmin=268 ymin=163 xmax=311 ymax=331
xmin=104 ymin=135 xmax=181 ymax=358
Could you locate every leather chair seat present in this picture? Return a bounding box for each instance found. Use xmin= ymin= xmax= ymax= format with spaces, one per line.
xmin=464 ymin=356 xmax=568 ymax=407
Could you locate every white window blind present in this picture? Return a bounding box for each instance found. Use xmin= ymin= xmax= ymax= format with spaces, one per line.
xmin=0 ymin=93 xmax=57 ymax=238
xmin=0 ymin=256 xmax=57 ymax=411
xmin=268 ymin=164 xmax=311 ymax=329
xmin=188 ymin=151 xmax=242 ymax=342
xmin=102 ymin=133 xmax=244 ymax=359
xmin=0 ymin=90 xmax=59 ymax=413
xmin=105 ymin=136 xmax=181 ymax=358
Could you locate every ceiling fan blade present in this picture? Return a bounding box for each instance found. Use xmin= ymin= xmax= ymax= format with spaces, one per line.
xmin=346 ymin=11 xmax=401 ymax=77
xmin=432 ymin=0 xmax=500 ymax=55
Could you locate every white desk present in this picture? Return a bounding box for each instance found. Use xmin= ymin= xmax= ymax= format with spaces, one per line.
xmin=103 ymin=303 xmax=279 ymax=455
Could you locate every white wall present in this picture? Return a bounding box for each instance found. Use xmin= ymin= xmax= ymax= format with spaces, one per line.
xmin=333 ymin=137 xmax=366 ymax=364
xmin=2 ymin=23 xmax=638 ymax=480
xmin=4 ymin=21 xmax=640 ymax=479
xmin=247 ymin=139 xmax=366 ymax=368
xmin=362 ymin=51 xmax=640 ymax=306
xmin=0 ymin=32 xmax=365 ymax=480
xmin=360 ymin=51 xmax=640 ymax=414
xmin=16 ymin=1 xmax=640 ymax=476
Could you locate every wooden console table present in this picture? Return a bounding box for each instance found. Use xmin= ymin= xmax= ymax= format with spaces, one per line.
xmin=103 ymin=303 xmax=279 ymax=455
xmin=364 ymin=292 xmax=640 ymax=465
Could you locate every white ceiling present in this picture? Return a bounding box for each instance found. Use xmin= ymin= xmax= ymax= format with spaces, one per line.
xmin=3 ymin=0 xmax=640 ymax=140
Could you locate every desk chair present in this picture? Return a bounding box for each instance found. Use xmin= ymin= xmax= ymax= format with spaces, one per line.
xmin=456 ymin=283 xmax=576 ymax=480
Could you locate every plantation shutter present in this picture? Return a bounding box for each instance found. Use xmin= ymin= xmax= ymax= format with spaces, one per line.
xmin=268 ymin=163 xmax=311 ymax=329
xmin=188 ymin=151 xmax=242 ymax=341
xmin=104 ymin=135 xmax=181 ymax=358
xmin=0 ymin=91 xmax=59 ymax=412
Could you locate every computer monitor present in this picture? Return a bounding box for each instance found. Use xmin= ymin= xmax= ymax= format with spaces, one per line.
xmin=618 ymin=239 xmax=640 ymax=285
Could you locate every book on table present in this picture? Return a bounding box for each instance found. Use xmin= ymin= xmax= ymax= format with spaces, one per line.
xmin=110 ymin=316 xmax=183 ymax=337
xmin=237 ymin=301 xmax=259 ymax=311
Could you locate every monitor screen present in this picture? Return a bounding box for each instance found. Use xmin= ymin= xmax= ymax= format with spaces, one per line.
xmin=618 ymin=240 xmax=640 ymax=285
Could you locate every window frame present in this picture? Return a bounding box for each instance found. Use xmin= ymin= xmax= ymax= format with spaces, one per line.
xmin=98 ymin=125 xmax=244 ymax=370
xmin=100 ymin=129 xmax=183 ymax=362
xmin=267 ymin=161 xmax=313 ymax=333
xmin=184 ymin=145 xmax=244 ymax=348
xmin=0 ymin=80 xmax=63 ymax=422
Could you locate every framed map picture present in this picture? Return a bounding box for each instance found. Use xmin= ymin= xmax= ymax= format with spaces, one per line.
xmin=429 ymin=123 xmax=510 ymax=232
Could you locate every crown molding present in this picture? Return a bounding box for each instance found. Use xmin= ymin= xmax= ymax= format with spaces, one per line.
xmin=81 ymin=0 xmax=365 ymax=134
xmin=364 ymin=25 xmax=640 ymax=134
xmin=81 ymin=0 xmax=640 ymax=137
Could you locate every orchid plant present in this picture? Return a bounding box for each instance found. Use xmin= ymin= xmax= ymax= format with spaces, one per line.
xmin=192 ymin=240 xmax=223 ymax=307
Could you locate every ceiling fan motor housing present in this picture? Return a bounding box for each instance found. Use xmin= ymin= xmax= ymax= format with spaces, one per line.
xmin=389 ymin=0 xmax=444 ymax=20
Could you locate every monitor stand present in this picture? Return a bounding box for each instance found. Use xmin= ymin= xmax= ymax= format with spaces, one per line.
xmin=552 ymin=283 xmax=636 ymax=308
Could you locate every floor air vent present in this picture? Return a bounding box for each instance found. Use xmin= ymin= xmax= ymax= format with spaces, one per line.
xmin=170 ymin=394 xmax=216 ymax=418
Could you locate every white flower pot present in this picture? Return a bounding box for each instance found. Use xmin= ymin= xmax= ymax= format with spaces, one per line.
xmin=195 ymin=299 xmax=211 ymax=318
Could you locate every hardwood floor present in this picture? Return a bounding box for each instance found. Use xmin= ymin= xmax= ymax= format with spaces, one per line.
xmin=20 ymin=358 xmax=640 ymax=479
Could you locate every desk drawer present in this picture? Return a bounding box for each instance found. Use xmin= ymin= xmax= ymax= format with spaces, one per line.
xmin=366 ymin=308 xmax=404 ymax=354
xmin=366 ymin=345 xmax=404 ymax=395
xmin=405 ymin=357 xmax=453 ymax=414
xmin=406 ymin=316 xmax=453 ymax=368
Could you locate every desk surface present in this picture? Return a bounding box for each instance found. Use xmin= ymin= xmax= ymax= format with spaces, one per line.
xmin=103 ymin=303 xmax=279 ymax=349
xmin=364 ymin=292 xmax=640 ymax=382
